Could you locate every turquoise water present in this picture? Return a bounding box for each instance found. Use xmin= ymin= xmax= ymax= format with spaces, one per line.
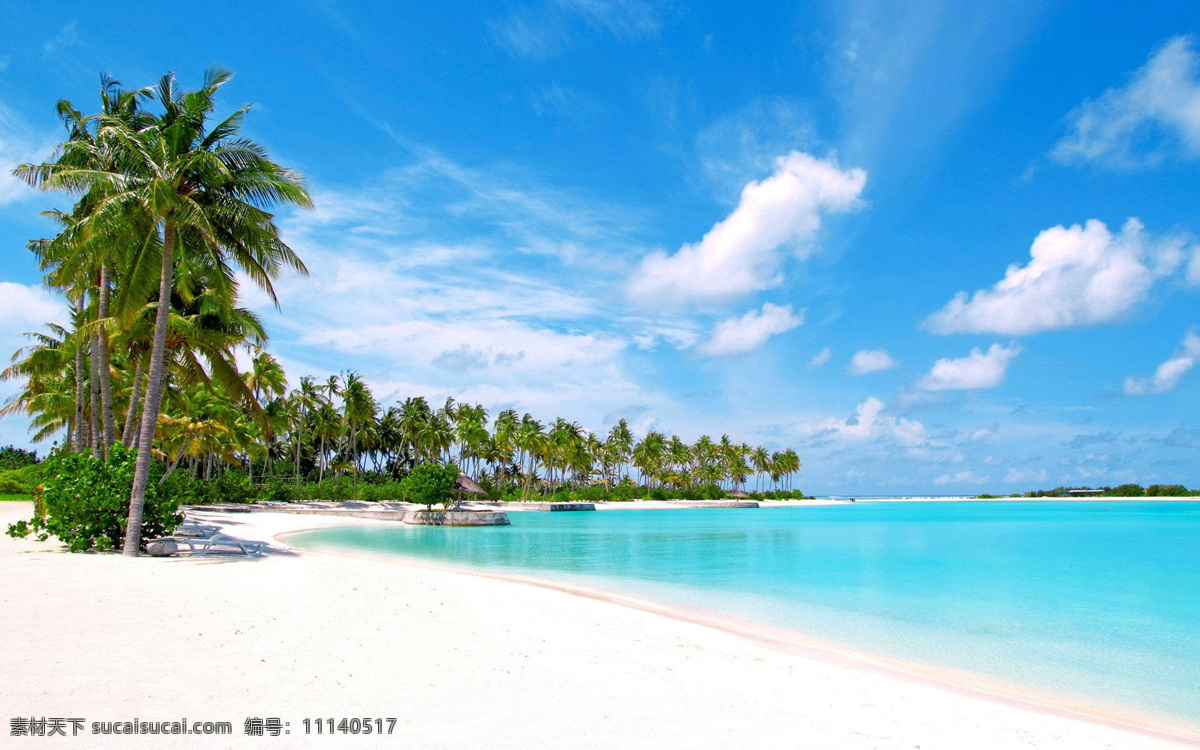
xmin=290 ymin=501 xmax=1200 ymax=726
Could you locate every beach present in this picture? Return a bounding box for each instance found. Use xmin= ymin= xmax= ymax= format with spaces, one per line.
xmin=1 ymin=501 xmax=1194 ymax=750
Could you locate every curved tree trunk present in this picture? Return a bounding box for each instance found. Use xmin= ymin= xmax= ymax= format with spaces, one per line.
xmin=97 ymin=263 xmax=116 ymax=453
xmin=124 ymin=224 xmax=174 ymax=557
xmin=121 ymin=363 xmax=145 ymax=448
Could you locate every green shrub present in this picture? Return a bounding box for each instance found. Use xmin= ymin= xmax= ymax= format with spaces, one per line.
xmin=0 ymin=477 xmax=26 ymax=494
xmin=6 ymin=446 xmax=182 ymax=552
xmin=256 ymin=479 xmax=298 ymax=503
xmin=1107 ymin=484 xmax=1145 ymax=497
xmin=355 ymin=482 xmax=407 ymax=502
xmin=403 ymin=464 xmax=459 ymax=508
xmin=1145 ymin=484 xmax=1187 ymax=497
xmin=0 ymin=445 xmax=39 ymax=471
xmin=647 ymin=487 xmax=668 ymax=501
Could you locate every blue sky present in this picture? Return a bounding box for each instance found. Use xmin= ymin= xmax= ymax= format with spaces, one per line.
xmin=1 ymin=0 xmax=1199 ymax=494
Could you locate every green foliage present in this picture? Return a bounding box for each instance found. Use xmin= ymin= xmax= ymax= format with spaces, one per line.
xmin=0 ymin=446 xmax=39 ymax=471
xmin=1145 ymin=484 xmax=1188 ymax=496
xmin=164 ymin=469 xmax=256 ymax=506
xmin=0 ymin=464 xmax=46 ymax=495
xmin=255 ymin=479 xmax=298 ymax=503
xmin=6 ymin=446 xmax=182 ymax=552
xmin=1108 ymin=484 xmax=1145 ymax=497
xmin=647 ymin=487 xmax=668 ymax=501
xmin=352 ymin=482 xmax=407 ymax=502
xmin=403 ymin=464 xmax=459 ymax=508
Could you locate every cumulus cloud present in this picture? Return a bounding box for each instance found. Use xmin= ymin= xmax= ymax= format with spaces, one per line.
xmin=1004 ymin=468 xmax=1049 ymax=484
xmin=806 ymin=396 xmax=926 ymax=446
xmin=847 ymin=348 xmax=897 ymax=375
xmin=1124 ymin=329 xmax=1200 ymax=395
xmin=924 ymin=219 xmax=1187 ymax=335
xmin=1053 ymin=36 xmax=1200 ymax=168
xmin=0 ymin=282 xmax=68 ymax=334
xmin=698 ymin=303 xmax=803 ymax=356
xmin=916 ymin=343 xmax=1022 ymax=391
xmin=628 ymin=152 xmax=866 ymax=306
xmin=808 ymin=347 xmax=832 ymax=369
xmin=933 ymin=470 xmax=990 ymax=486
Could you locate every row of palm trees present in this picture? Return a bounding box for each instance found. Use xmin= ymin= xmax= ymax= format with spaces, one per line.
xmin=253 ymin=373 xmax=804 ymax=496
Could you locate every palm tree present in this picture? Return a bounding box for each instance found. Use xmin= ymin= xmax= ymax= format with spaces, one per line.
xmin=19 ymin=69 xmax=312 ymax=554
xmin=340 ymin=372 xmax=376 ymax=498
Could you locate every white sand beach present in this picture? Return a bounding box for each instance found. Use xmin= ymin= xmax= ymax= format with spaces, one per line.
xmin=1 ymin=501 xmax=1194 ymax=750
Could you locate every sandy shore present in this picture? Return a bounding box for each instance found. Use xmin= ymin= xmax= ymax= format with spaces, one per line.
xmin=1 ymin=502 xmax=1194 ymax=749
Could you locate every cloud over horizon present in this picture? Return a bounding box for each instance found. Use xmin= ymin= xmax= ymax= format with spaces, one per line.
xmin=924 ymin=219 xmax=1189 ymax=335
xmin=1124 ymin=329 xmax=1200 ymax=395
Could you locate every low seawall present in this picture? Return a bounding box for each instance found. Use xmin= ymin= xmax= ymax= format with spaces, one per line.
xmin=404 ymin=510 xmax=511 ymax=526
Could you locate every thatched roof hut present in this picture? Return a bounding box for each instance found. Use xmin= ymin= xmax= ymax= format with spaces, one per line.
xmin=454 ymin=473 xmax=487 ymax=496
xmin=727 ymin=489 xmax=750 ymax=499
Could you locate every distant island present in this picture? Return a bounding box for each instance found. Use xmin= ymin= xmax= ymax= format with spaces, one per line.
xmin=977 ymin=484 xmax=1198 ymax=499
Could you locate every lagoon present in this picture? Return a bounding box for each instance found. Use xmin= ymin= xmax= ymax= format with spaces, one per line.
xmin=291 ymin=501 xmax=1200 ymax=729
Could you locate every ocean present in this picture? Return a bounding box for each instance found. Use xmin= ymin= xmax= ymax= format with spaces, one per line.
xmin=289 ymin=501 xmax=1200 ymax=729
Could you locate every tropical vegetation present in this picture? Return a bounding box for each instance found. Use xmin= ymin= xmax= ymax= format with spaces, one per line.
xmin=0 ymin=70 xmax=808 ymax=553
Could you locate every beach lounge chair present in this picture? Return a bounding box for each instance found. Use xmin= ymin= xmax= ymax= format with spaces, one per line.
xmin=146 ymin=524 xmax=267 ymax=557
xmin=174 ymin=533 xmax=267 ymax=556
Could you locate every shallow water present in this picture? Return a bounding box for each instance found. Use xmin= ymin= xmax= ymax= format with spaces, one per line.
xmin=290 ymin=501 xmax=1200 ymax=725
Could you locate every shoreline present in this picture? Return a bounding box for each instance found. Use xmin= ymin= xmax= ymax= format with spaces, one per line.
xmin=278 ymin=520 xmax=1200 ymax=746
xmin=4 ymin=501 xmax=1197 ymax=749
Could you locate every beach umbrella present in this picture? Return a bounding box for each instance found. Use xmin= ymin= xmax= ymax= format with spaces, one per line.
xmin=448 ymin=472 xmax=488 ymax=511
xmin=727 ymin=489 xmax=750 ymax=499
xmin=455 ymin=473 xmax=487 ymax=496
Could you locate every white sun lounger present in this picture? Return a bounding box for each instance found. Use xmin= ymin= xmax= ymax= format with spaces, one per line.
xmin=175 ymin=533 xmax=267 ymax=556
xmin=146 ymin=525 xmax=267 ymax=557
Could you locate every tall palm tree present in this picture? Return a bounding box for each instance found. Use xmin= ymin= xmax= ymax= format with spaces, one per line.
xmin=19 ymin=69 xmax=312 ymax=554
xmin=340 ymin=372 xmax=376 ymax=498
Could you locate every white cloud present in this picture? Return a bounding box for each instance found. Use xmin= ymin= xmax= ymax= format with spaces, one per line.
xmin=847 ymin=348 xmax=897 ymax=375
xmin=808 ymin=347 xmax=832 ymax=368
xmin=1124 ymin=330 xmax=1200 ymax=395
xmin=491 ymin=0 xmax=661 ymax=59
xmin=698 ymin=303 xmax=803 ymax=357
xmin=924 ymin=219 xmax=1187 ymax=335
xmin=916 ymin=343 xmax=1022 ymax=391
xmin=806 ymin=396 xmax=926 ymax=446
xmin=969 ymin=425 xmax=996 ymax=441
xmin=1053 ymin=36 xmax=1200 ymax=168
xmin=933 ymin=470 xmax=990 ymax=486
xmin=42 ymin=22 xmax=80 ymax=56
xmin=0 ymin=282 xmax=68 ymax=334
xmin=627 ymin=151 xmax=866 ymax=306
xmin=0 ymin=103 xmax=54 ymax=205
xmin=1004 ymin=468 xmax=1048 ymax=484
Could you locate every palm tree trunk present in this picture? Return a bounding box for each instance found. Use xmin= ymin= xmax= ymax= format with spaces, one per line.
xmin=124 ymin=223 xmax=174 ymax=557
xmin=121 ymin=363 xmax=145 ymax=448
xmin=295 ymin=412 xmax=303 ymax=489
xmin=97 ymin=263 xmax=116 ymax=453
xmin=351 ymin=425 xmax=358 ymax=499
xmin=89 ymin=328 xmax=101 ymax=459
xmin=73 ymin=343 xmax=86 ymax=454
